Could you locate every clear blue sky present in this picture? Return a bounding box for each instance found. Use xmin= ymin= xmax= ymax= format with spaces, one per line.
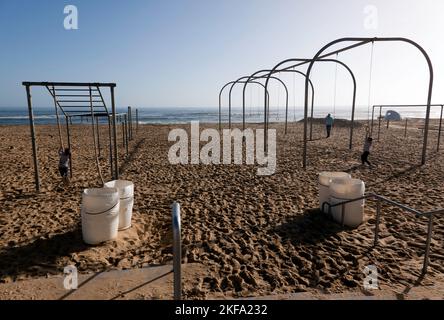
xmin=1 ymin=0 xmax=443 ymax=112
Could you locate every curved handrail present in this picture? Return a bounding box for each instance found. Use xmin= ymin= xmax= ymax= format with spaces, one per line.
xmin=320 ymin=192 xmax=443 ymax=275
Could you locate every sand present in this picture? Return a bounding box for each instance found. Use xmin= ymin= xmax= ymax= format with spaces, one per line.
xmin=0 ymin=119 xmax=443 ymax=299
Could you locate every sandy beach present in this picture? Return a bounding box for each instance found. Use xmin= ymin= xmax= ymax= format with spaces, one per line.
xmin=0 ymin=120 xmax=443 ymax=299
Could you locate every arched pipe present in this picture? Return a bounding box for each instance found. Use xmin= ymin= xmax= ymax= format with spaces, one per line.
xmin=304 ymin=37 xmax=433 ymax=168
xmin=263 ymin=58 xmax=356 ymax=152
xmin=219 ymin=80 xmax=270 ymax=130
xmin=241 ymin=75 xmax=288 ymax=132
xmin=242 ymin=69 xmax=314 ymax=135
xmin=227 ymin=75 xmax=284 ymax=130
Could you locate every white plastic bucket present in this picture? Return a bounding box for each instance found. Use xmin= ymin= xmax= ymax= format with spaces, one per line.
xmin=103 ymin=180 xmax=134 ymax=199
xmin=330 ymin=178 xmax=365 ymax=199
xmin=329 ymin=178 xmax=365 ymax=228
xmin=104 ymin=180 xmax=134 ymax=230
xmin=318 ymin=172 xmax=351 ymax=213
xmin=81 ymin=188 xmax=120 ymax=245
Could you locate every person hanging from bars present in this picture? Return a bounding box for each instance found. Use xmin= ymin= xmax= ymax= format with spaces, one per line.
xmin=58 ymin=147 xmax=71 ymax=185
xmin=361 ymin=136 xmax=373 ymax=167
xmin=325 ymin=113 xmax=334 ymax=138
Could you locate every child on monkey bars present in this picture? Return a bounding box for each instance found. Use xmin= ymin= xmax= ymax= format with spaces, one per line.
xmin=58 ymin=147 xmax=71 ymax=185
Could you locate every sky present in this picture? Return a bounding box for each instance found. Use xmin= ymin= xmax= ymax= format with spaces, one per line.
xmin=0 ymin=0 xmax=444 ymax=113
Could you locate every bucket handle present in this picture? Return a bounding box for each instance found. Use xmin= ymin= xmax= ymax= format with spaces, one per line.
xmin=83 ymin=201 xmax=119 ymax=216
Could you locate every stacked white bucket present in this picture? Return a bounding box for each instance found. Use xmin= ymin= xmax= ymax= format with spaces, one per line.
xmin=318 ymin=172 xmax=365 ymax=228
xmin=81 ymin=188 xmax=120 ymax=245
xmin=104 ymin=180 xmax=134 ymax=231
xmin=81 ymin=180 xmax=134 ymax=245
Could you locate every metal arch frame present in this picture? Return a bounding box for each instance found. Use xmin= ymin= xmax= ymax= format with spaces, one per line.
xmin=218 ymin=79 xmax=272 ymax=130
xmin=227 ymin=75 xmax=286 ymax=130
xmin=303 ymin=37 xmax=434 ymax=168
xmin=263 ymin=58 xmax=357 ymax=151
xmin=242 ymin=69 xmax=315 ymax=135
xmin=240 ymin=75 xmax=288 ymax=133
xmin=370 ymin=104 xmax=444 ymax=151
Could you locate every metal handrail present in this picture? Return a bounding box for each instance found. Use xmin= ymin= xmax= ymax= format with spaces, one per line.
xmin=172 ymin=202 xmax=182 ymax=300
xmin=321 ymin=192 xmax=443 ymax=275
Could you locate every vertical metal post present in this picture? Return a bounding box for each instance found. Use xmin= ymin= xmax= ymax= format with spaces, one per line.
xmin=110 ymin=86 xmax=119 ymax=179
xmin=26 ymin=85 xmax=40 ymax=191
xmin=370 ymin=106 xmax=375 ymax=137
xmin=172 ymin=202 xmax=182 ymax=300
xmin=374 ymin=198 xmax=381 ymax=246
xmin=65 ymin=116 xmax=73 ymax=179
xmin=108 ymin=116 xmax=114 ymax=179
xmin=386 ymin=119 xmax=390 ymax=129
xmin=121 ymin=118 xmax=125 ymax=150
xmin=285 ymin=94 xmax=288 ymax=135
xmin=128 ymin=106 xmax=133 ymax=141
xmin=125 ymin=114 xmax=129 ymax=156
xmin=422 ymin=214 xmax=434 ymax=275
xmin=52 ymin=86 xmax=64 ymax=149
xmin=96 ymin=116 xmax=101 ymax=158
xmin=437 ymin=105 xmax=443 ymax=151
xmin=404 ymin=118 xmax=408 ymax=138
xmin=136 ymin=109 xmax=139 ymax=134
xmin=377 ymin=106 xmax=382 ymax=142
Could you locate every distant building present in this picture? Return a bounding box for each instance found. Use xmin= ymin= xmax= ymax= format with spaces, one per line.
xmin=384 ymin=110 xmax=402 ymax=121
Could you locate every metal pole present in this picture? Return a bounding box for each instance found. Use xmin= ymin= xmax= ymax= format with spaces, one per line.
xmin=127 ymin=107 xmax=131 ymax=141
xmin=374 ymin=198 xmax=381 ymax=246
xmin=130 ymin=107 xmax=133 ymax=140
xmin=422 ymin=214 xmax=434 ymax=275
xmin=125 ymin=114 xmax=129 ymax=156
xmin=136 ymin=109 xmax=139 ymax=134
xmin=52 ymin=86 xmax=64 ymax=149
xmin=387 ymin=119 xmax=390 ymax=129
xmin=26 ymin=85 xmax=40 ymax=191
xmin=370 ymin=106 xmax=375 ymax=137
xmin=172 ymin=202 xmax=182 ymax=300
xmin=111 ymin=86 xmax=119 ymax=179
xmin=65 ymin=116 xmax=73 ymax=179
xmin=108 ymin=116 xmax=114 ymax=179
xmin=96 ymin=116 xmax=101 ymax=158
xmin=404 ymin=118 xmax=408 ymax=138
xmin=378 ymin=106 xmax=382 ymax=142
xmin=121 ymin=118 xmax=125 ymax=151
xmin=437 ymin=105 xmax=443 ymax=151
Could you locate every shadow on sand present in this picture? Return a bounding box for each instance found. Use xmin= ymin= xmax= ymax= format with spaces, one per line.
xmin=0 ymin=225 xmax=89 ymax=281
xmin=274 ymin=208 xmax=348 ymax=246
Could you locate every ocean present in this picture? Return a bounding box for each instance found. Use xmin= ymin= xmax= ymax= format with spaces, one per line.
xmin=0 ymin=106 xmax=441 ymax=126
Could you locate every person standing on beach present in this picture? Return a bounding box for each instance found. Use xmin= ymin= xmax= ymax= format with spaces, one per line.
xmin=325 ymin=113 xmax=334 ymax=138
xmin=361 ymin=137 xmax=373 ymax=167
xmin=58 ymin=147 xmax=70 ymax=185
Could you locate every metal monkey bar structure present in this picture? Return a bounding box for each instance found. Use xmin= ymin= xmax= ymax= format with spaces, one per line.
xmin=23 ymin=81 xmax=136 ymax=191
